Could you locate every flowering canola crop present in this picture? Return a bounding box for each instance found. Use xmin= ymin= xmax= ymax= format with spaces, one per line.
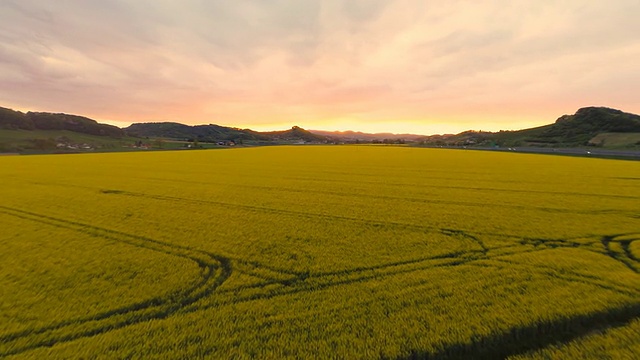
xmin=1 ymin=146 xmax=638 ymax=359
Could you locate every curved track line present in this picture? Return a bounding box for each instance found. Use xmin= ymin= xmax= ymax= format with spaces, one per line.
xmin=194 ymin=235 xmax=640 ymax=313
xmin=602 ymin=233 xmax=640 ymax=273
xmin=0 ymin=206 xmax=231 ymax=357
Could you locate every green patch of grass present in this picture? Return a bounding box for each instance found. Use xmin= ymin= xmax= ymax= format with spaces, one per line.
xmin=0 ymin=129 xmax=142 ymax=153
xmin=588 ymin=132 xmax=640 ymax=148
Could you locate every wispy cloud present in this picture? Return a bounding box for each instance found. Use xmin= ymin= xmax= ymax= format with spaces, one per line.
xmin=0 ymin=0 xmax=638 ymax=134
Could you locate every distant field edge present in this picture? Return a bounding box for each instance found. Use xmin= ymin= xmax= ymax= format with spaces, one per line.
xmin=4 ymin=143 xmax=639 ymax=161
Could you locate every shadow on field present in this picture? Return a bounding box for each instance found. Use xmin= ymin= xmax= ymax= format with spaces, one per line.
xmin=396 ymin=302 xmax=640 ymax=360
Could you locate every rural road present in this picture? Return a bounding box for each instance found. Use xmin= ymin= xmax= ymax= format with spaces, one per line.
xmin=439 ymin=146 xmax=640 ymax=160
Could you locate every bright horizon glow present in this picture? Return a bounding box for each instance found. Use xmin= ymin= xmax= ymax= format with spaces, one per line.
xmin=44 ymin=113 xmax=553 ymax=136
xmin=1 ymin=1 xmax=639 ymax=135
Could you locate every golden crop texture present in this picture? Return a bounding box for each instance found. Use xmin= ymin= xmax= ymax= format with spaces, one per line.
xmin=1 ymin=146 xmax=638 ymax=359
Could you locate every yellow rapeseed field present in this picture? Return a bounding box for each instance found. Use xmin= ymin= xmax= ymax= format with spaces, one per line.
xmin=1 ymin=146 xmax=638 ymax=359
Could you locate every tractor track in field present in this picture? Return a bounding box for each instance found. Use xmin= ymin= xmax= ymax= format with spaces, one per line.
xmin=193 ymin=236 xmax=640 ymax=360
xmin=9 ymin=176 xmax=640 ymax=221
xmin=210 ymin=236 xmax=640 ymax=360
xmin=122 ymin=173 xmax=640 ymax=201
xmin=96 ymin=188 xmax=640 ymax=246
xmin=105 ymin=176 xmax=640 ymax=218
xmin=601 ymin=233 xmax=640 ymax=273
xmin=105 ymin=187 xmax=640 ymax=296
xmin=2 ymin=204 xmax=639 ymax=357
xmin=193 ymin=232 xmax=640 ymax=313
xmin=0 ymin=206 xmax=231 ymax=358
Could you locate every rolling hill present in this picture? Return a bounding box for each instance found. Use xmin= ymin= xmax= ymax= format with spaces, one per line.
xmin=0 ymin=107 xmax=131 ymax=153
xmin=123 ymin=122 xmax=258 ymax=141
xmin=0 ymin=107 xmax=124 ymax=137
xmin=420 ymin=107 xmax=640 ymax=148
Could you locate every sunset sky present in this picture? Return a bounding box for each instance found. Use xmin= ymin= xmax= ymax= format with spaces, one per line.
xmin=1 ymin=1 xmax=638 ymax=135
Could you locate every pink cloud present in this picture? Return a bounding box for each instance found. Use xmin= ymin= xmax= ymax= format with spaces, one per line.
xmin=1 ymin=0 xmax=639 ymax=134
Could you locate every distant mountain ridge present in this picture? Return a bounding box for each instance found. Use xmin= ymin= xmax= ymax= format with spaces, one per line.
xmin=124 ymin=123 xmax=326 ymax=143
xmin=308 ymin=129 xmax=425 ymax=141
